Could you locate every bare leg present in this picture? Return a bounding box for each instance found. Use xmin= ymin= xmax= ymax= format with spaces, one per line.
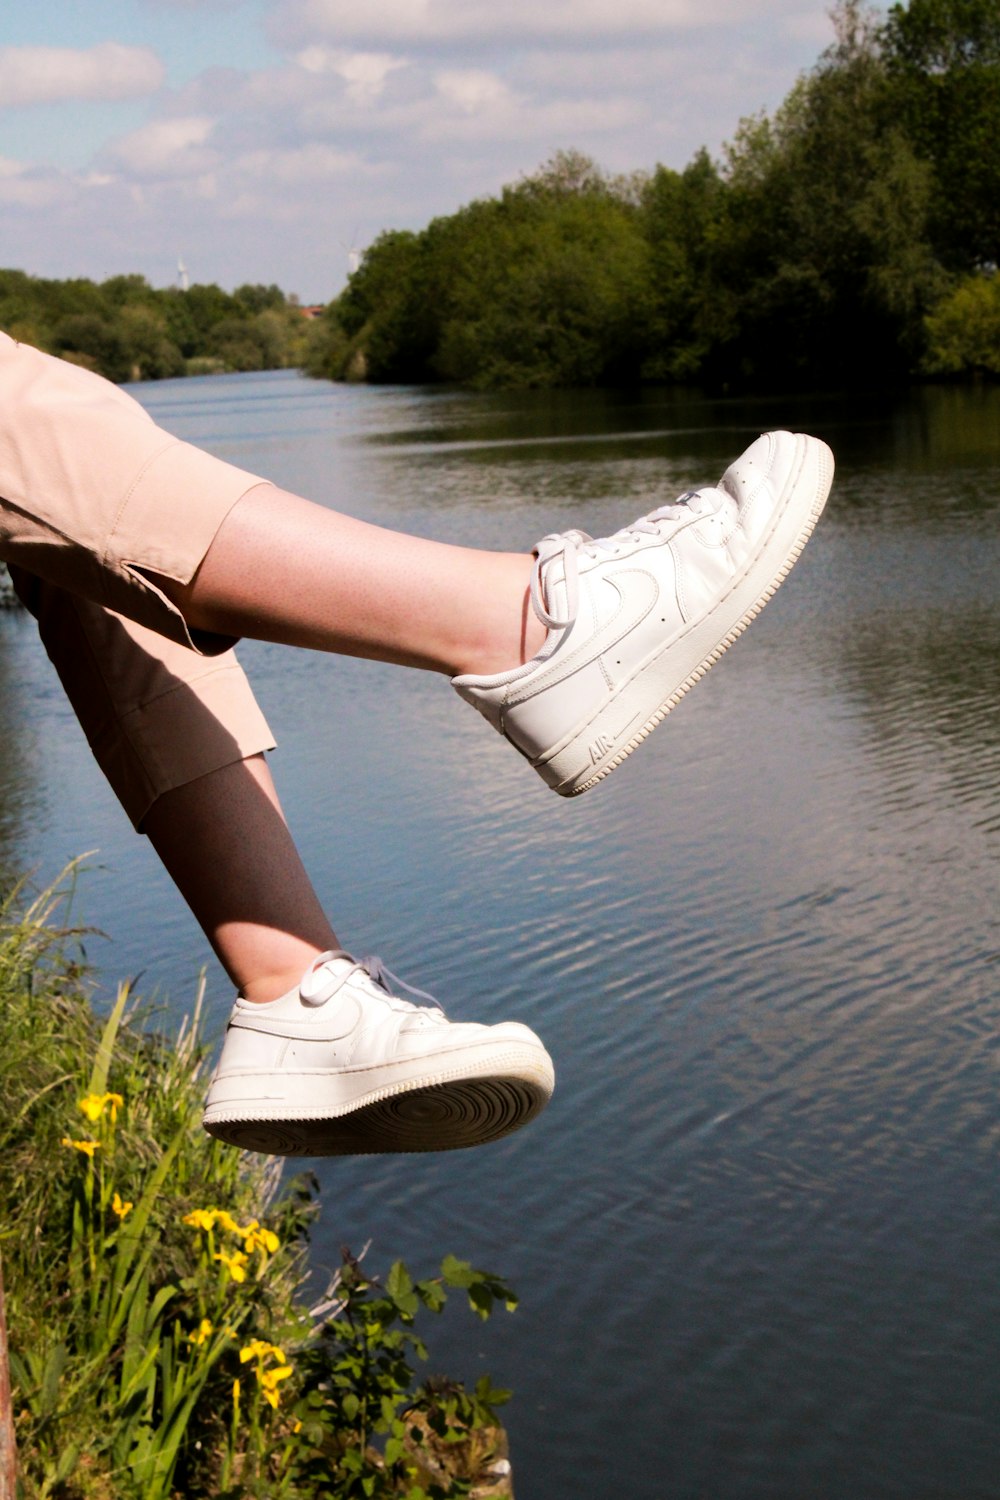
xmin=143 ymin=752 xmax=337 ymax=1003
xmin=160 ymin=484 xmax=547 ymax=677
xmin=144 ymin=487 xmax=551 ymax=1008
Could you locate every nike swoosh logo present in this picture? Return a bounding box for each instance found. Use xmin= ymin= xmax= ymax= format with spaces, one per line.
xmin=231 ymin=995 xmax=362 ymax=1041
xmin=503 ymin=568 xmax=661 ymax=709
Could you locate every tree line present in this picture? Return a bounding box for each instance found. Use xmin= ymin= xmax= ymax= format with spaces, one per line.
xmin=0 ymin=272 xmax=317 ymax=383
xmin=307 ymin=0 xmax=1000 ymax=390
xmin=3 ymin=0 xmax=997 ymax=393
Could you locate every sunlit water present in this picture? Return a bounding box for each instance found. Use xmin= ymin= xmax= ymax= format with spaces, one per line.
xmin=2 ymin=372 xmax=998 ymax=1499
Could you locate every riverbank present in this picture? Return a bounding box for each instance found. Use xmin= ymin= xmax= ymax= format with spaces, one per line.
xmin=0 ymin=868 xmax=515 ymax=1499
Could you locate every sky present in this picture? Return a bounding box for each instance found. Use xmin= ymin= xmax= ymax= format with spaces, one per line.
xmin=1 ymin=0 xmax=852 ymax=303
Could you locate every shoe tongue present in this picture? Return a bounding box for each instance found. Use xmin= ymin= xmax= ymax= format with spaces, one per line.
xmin=536 ymin=533 xmax=585 ymax=630
xmin=684 ymin=485 xmax=724 ymax=512
xmin=299 ymin=951 xmax=356 ymax=1007
xmin=642 ymin=487 xmax=717 ymax=525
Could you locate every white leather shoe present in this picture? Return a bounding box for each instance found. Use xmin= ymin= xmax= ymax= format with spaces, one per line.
xmin=453 ymin=430 xmax=834 ymax=796
xmin=203 ymin=951 xmax=554 ymax=1156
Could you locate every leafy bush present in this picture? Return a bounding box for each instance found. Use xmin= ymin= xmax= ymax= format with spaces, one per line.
xmin=923 ymin=273 xmax=1000 ymax=376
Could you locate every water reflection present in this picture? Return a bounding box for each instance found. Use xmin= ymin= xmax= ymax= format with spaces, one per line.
xmin=1 ymin=373 xmax=998 ymax=1500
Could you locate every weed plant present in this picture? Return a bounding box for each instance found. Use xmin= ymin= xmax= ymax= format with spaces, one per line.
xmin=1 ymin=869 xmax=515 ymax=1498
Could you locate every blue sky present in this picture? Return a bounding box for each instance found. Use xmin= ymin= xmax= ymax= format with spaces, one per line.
xmin=1 ymin=0 xmax=854 ymax=302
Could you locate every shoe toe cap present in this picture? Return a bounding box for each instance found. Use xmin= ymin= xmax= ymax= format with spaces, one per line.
xmin=722 ymin=430 xmax=796 ymax=506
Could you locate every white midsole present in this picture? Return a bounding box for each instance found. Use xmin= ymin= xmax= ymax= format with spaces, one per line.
xmin=203 ymin=1041 xmax=554 ymax=1123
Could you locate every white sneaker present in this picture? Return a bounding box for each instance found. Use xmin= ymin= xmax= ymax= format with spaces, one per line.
xmin=202 ymin=951 xmax=554 ymax=1156
xmin=453 ymin=430 xmax=834 ymax=796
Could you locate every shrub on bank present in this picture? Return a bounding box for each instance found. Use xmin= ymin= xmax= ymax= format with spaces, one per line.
xmin=1 ymin=870 xmax=515 ymax=1498
xmin=923 ymin=273 xmax=1000 ymax=377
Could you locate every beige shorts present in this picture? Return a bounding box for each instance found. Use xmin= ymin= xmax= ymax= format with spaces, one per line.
xmin=0 ymin=332 xmax=276 ymax=827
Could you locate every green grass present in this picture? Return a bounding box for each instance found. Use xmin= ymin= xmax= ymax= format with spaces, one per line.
xmin=1 ymin=867 xmax=515 ymax=1499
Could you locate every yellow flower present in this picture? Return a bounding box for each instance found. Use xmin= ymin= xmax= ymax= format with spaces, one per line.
xmin=214 ymin=1249 xmax=250 ymax=1284
xmin=232 ymin=1377 xmax=241 ymax=1406
xmin=238 ymin=1340 xmax=294 ymax=1409
xmin=61 ymin=1136 xmax=100 ymax=1158
xmin=239 ymin=1339 xmax=285 ymax=1365
xmin=244 ymin=1224 xmax=280 ymax=1257
xmin=259 ymin=1364 xmax=293 ymax=1409
xmin=111 ymin=1191 xmax=133 ymax=1219
xmin=181 ymin=1207 xmax=251 ymax=1237
xmin=78 ymin=1092 xmax=123 ymax=1124
xmin=183 ymin=1208 xmax=218 ymax=1232
xmin=188 ymin=1318 xmax=214 ymax=1347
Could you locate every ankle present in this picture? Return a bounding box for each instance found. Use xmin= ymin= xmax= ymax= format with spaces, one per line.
xmin=453 ymin=554 xmax=547 ymax=677
xmin=239 ymin=959 xmax=319 ymax=1004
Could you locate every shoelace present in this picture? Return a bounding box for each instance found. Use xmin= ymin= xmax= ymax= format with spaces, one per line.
xmin=299 ymin=949 xmax=444 ymax=1017
xmin=529 ymin=491 xmax=708 ymax=631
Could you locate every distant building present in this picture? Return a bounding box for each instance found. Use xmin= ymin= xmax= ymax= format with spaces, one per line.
xmin=299 ymin=305 xmax=326 ymax=320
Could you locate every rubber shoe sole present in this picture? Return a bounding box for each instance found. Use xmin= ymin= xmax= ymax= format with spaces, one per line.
xmin=202 ymin=1039 xmax=555 ymax=1156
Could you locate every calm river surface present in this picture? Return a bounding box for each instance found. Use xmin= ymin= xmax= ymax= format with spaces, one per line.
xmin=2 ymin=372 xmax=999 ymax=1498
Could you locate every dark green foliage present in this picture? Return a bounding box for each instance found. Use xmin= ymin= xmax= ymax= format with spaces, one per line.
xmin=0 ymin=272 xmax=312 ymax=382
xmin=883 ymin=0 xmax=1000 ymax=269
xmin=638 ymin=152 xmax=733 ymax=381
xmin=336 ymin=229 xmax=433 ymax=381
xmin=272 ymin=1251 xmax=515 ymax=1499
xmin=233 ymin=283 xmax=288 ymax=316
xmin=429 ymin=176 xmax=651 ymax=388
xmin=52 ymin=313 xmax=133 ymax=382
xmin=314 ymin=156 xmax=653 ymax=389
xmin=706 ymin=2 xmax=942 ymax=385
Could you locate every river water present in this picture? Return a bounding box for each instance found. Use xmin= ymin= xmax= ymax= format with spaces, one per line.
xmin=1 ymin=372 xmax=998 ymax=1498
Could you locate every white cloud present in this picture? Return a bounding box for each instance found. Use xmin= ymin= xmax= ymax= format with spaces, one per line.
xmin=0 ymin=0 xmax=842 ymax=298
xmin=109 ymin=116 xmax=218 ymax=177
xmin=0 ymin=158 xmax=69 ymax=208
xmin=273 ymin=0 xmax=780 ymax=46
xmin=295 ymin=47 xmax=409 ymax=103
xmin=235 ymin=141 xmax=361 ymax=183
xmin=433 ymin=69 xmax=514 ymax=113
xmin=519 ymin=44 xmax=696 ymax=92
xmin=0 ymin=43 xmax=163 ymax=108
xmin=423 ymin=91 xmax=642 ymax=144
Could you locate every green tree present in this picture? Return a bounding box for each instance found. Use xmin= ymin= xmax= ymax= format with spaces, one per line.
xmin=52 ymin=313 xmax=131 ymax=382
xmin=334 ymin=229 xmax=437 ymax=382
xmin=0 ymin=269 xmax=48 ymax=348
xmin=639 ymin=151 xmax=732 ymax=380
xmin=432 ymin=176 xmax=651 ymax=387
xmin=101 ymin=273 xmax=159 ymax=310
xmin=118 ymin=305 xmax=185 ymax=381
xmin=333 ymin=157 xmax=653 ymax=389
xmin=882 ymin=0 xmax=1000 ymax=268
xmin=710 ymin=0 xmax=938 ymax=383
xmin=175 ymin=282 xmax=242 ymax=356
xmin=233 ymin=282 xmax=287 ymax=316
